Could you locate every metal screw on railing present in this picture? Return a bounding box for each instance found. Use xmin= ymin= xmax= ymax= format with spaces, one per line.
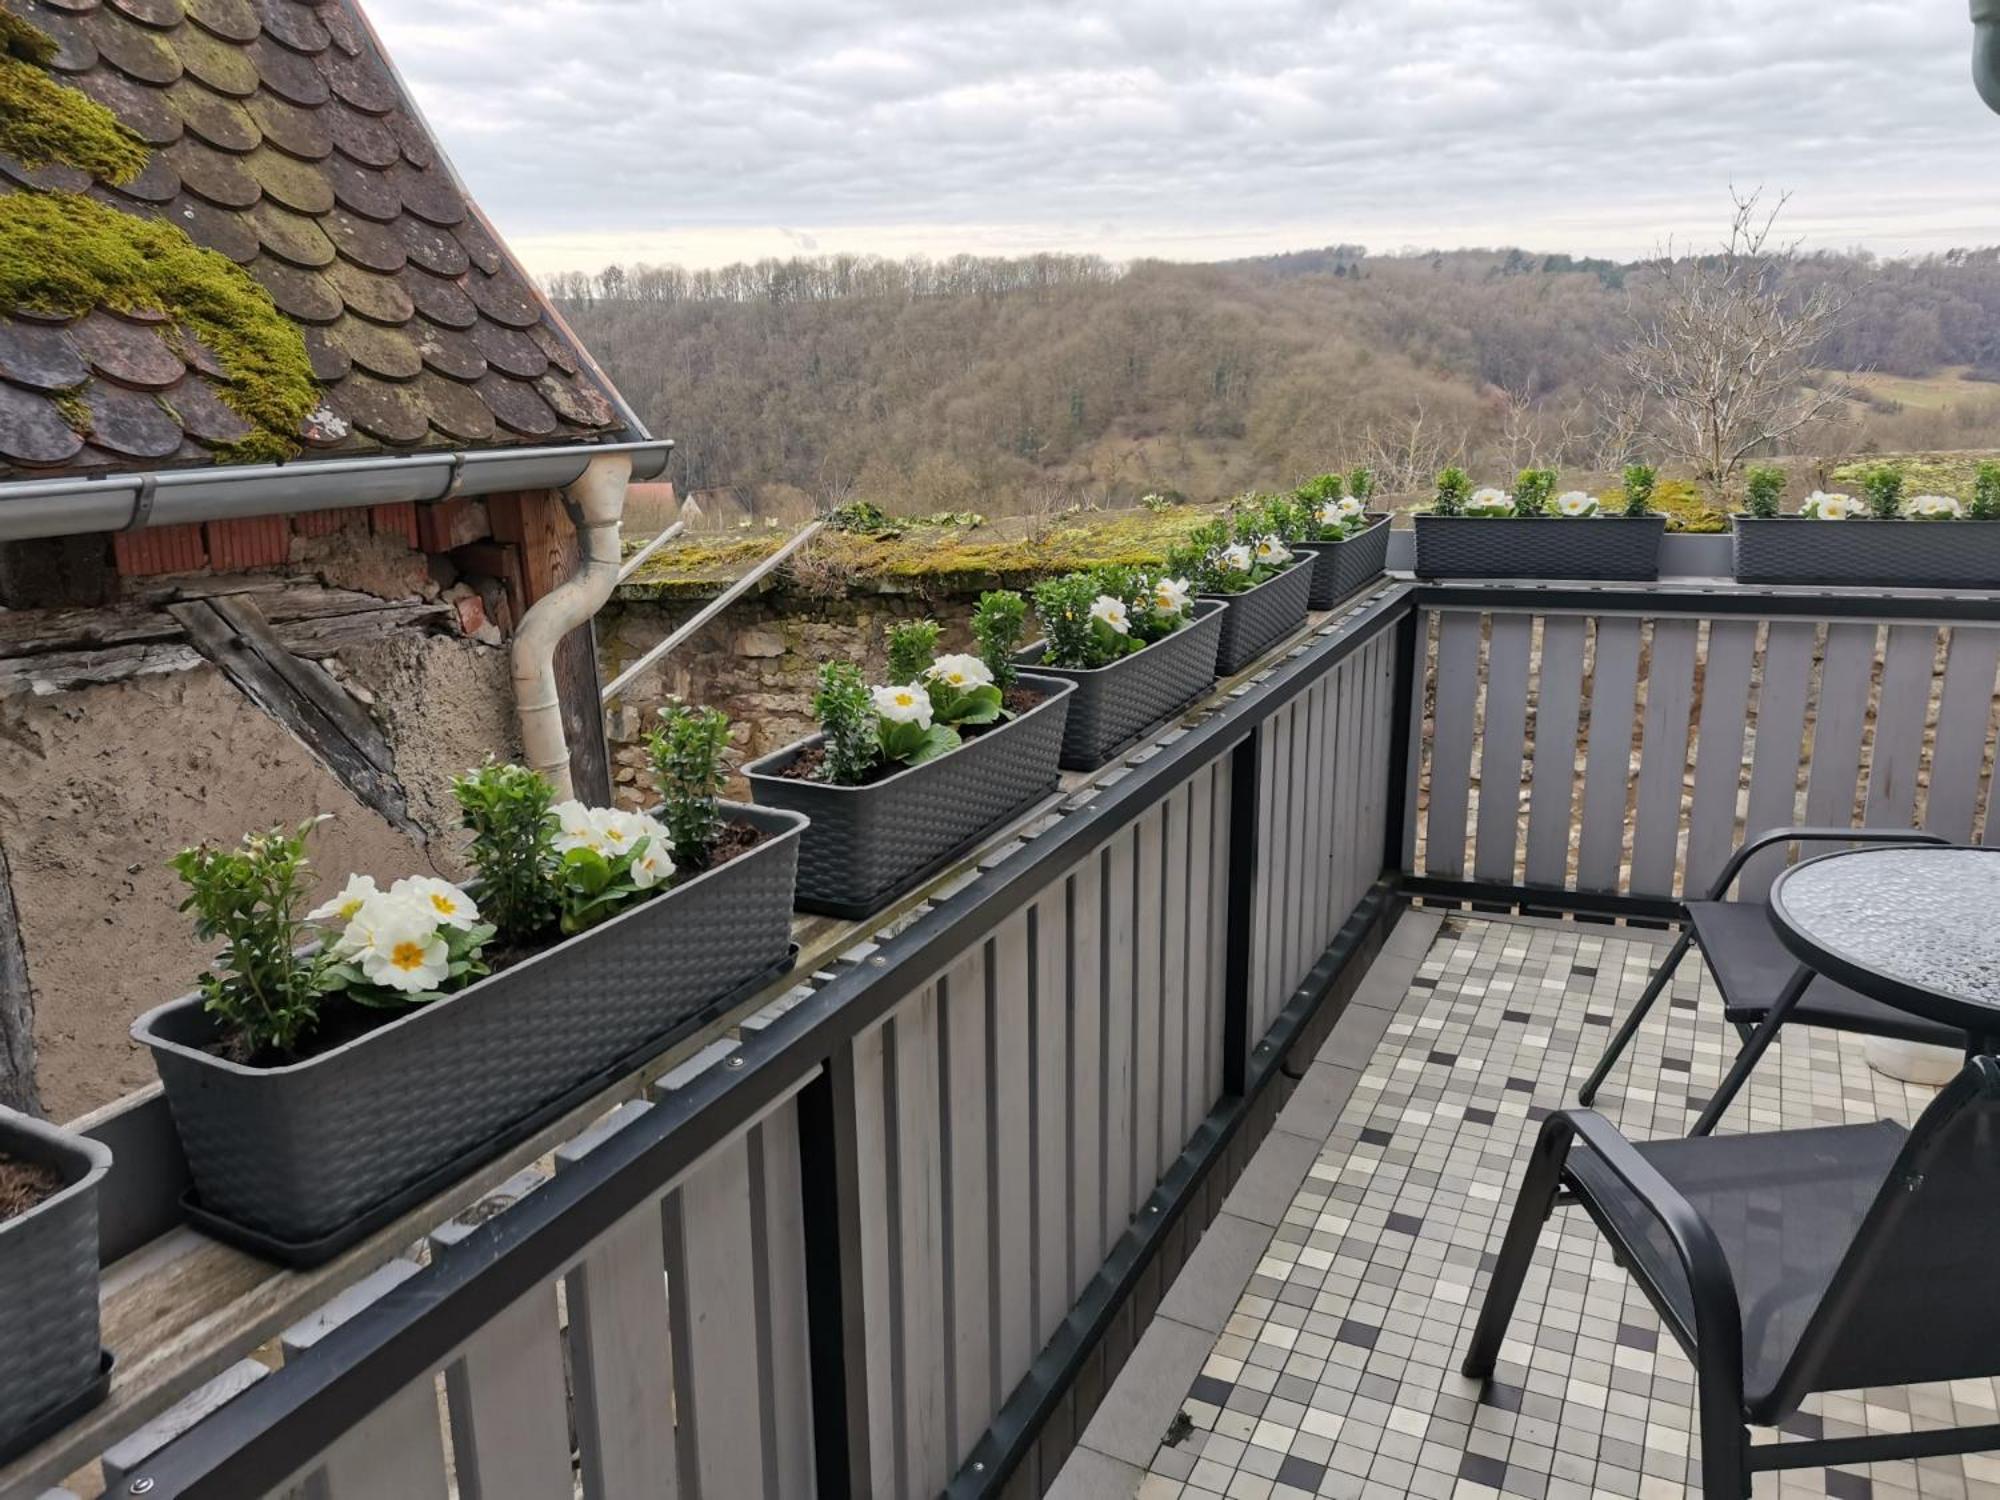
xmin=725 ymin=1055 xmax=745 ymax=1070
xmin=130 ymin=1481 xmax=155 ymax=1496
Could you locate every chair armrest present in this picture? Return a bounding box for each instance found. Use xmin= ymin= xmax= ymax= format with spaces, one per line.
xmin=1544 ymin=1109 xmax=1746 ymax=1371
xmin=1703 ymin=826 xmax=1950 ymax=901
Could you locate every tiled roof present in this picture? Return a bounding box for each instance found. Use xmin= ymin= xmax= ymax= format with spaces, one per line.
xmin=0 ymin=0 xmax=631 ymax=480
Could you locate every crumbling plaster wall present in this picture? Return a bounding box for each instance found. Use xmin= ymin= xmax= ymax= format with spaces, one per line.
xmin=0 ymin=599 xmax=516 ymax=1124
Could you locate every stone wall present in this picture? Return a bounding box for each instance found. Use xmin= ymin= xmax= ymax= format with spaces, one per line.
xmin=599 ymin=589 xmax=984 ymax=803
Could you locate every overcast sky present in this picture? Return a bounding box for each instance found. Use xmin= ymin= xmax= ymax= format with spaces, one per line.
xmin=362 ymin=0 xmax=1995 ymax=275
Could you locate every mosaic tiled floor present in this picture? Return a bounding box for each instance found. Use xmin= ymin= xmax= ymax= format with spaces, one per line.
xmin=1137 ymin=914 xmax=1997 ymax=1500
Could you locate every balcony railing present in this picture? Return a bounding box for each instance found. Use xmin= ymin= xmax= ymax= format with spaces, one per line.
xmin=7 ymin=569 xmax=1999 ymax=1500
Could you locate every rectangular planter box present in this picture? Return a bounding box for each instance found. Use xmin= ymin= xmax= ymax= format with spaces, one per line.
xmin=135 ymin=802 xmax=805 ymax=1251
xmin=1292 ymin=514 xmax=1392 ymax=608
xmin=1203 ymin=556 xmax=1315 ymax=676
xmin=744 ymin=674 xmax=1074 ymax=918
xmin=1731 ymin=516 xmax=2000 ymax=588
xmin=0 ymin=1109 xmax=109 ymax=1464
xmin=1413 ymin=515 xmax=1666 ymax=581
xmin=1017 ymin=600 xmax=1226 ymax=771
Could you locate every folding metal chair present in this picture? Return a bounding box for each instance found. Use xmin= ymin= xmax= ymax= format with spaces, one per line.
xmin=1577 ymin=826 xmax=1960 ymax=1134
xmin=1465 ymin=1057 xmax=2000 ymax=1498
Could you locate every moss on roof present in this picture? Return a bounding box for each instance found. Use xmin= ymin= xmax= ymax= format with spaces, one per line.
xmin=0 ymin=14 xmax=149 ymax=185
xmin=0 ymin=192 xmax=317 ymax=462
xmin=616 ymin=505 xmax=1222 ymax=602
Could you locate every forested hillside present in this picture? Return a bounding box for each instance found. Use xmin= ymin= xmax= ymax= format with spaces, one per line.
xmin=548 ymin=245 xmax=2000 ymax=519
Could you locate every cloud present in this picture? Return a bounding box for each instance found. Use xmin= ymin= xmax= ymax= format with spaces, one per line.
xmin=362 ymin=0 xmax=1992 ymax=271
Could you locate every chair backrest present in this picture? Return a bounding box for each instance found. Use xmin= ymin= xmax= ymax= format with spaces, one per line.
xmin=1775 ymin=1054 xmax=2000 ymax=1407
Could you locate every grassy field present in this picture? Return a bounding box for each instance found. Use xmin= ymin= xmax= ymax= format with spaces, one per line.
xmin=1830 ymin=366 xmax=1998 ymax=411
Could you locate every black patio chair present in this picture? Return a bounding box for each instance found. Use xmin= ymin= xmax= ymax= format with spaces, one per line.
xmin=1464 ymin=1056 xmax=2000 ymax=1498
xmin=1577 ymin=825 xmax=1960 ymax=1134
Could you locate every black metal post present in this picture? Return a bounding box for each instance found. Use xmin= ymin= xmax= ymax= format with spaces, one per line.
xmin=1220 ymin=724 xmax=1264 ymax=1098
xmin=1381 ymin=604 xmax=1420 ymax=878
xmin=797 ymin=1045 xmax=872 ymax=1499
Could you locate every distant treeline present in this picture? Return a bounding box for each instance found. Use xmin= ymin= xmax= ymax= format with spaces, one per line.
xmin=549 ymin=245 xmax=2000 ymax=518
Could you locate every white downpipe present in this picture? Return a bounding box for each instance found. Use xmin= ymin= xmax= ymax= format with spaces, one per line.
xmin=513 ymin=451 xmax=631 ymax=800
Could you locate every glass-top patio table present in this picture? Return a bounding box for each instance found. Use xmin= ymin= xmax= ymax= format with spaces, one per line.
xmin=1770 ymin=844 xmax=2000 ymax=1054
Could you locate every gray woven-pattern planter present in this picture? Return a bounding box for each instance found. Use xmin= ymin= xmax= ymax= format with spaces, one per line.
xmin=1203 ymin=557 xmax=1315 ymax=676
xmin=744 ymin=674 xmax=1074 ymax=918
xmin=1412 ymin=515 xmax=1665 ymax=581
xmin=1292 ymin=514 xmax=1391 ymax=608
xmin=0 ymin=1109 xmax=108 ymax=1459
xmin=1016 ymin=601 xmax=1225 ymax=770
xmin=1731 ymin=517 xmax=2000 ymax=588
xmin=135 ymin=802 xmax=804 ymax=1247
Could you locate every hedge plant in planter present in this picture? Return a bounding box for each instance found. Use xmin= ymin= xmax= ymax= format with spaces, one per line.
xmin=1262 ymin=471 xmax=1393 ymax=607
xmin=745 ymin=605 xmax=1073 ymax=917
xmin=1016 ymin=565 xmax=1226 ymax=770
xmin=1412 ymin=463 xmax=1666 ymax=581
xmin=0 ymin=1107 xmax=111 ymax=1464
xmin=134 ymin=727 xmax=805 ymax=1262
xmin=1732 ymin=460 xmax=2000 ymax=587
xmin=1167 ymin=514 xmax=1314 ymax=674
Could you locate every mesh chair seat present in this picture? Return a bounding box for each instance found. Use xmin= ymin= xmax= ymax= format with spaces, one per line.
xmin=1565 ymin=1119 xmax=1906 ymax=1406
xmin=1686 ymin=902 xmax=1963 ymax=1048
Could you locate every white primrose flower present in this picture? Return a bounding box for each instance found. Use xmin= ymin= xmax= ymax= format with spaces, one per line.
xmin=329 ymin=888 xmax=410 ymax=958
xmin=1802 ymin=490 xmax=1861 ymax=520
xmin=627 ymin=815 xmax=676 ymax=889
xmin=1466 ymin=487 xmax=1515 ymax=517
xmin=1219 ymin=542 xmax=1255 ymax=573
xmin=1316 ymin=499 xmax=1363 ymax=528
xmin=1151 ymin=576 xmax=1192 ymax=615
xmin=872 ymin=683 xmax=934 ymax=729
xmin=388 ymin=875 xmax=480 ymax=931
xmin=1089 ymin=594 xmax=1131 ymax=635
xmin=587 ymin=806 xmax=652 ymax=855
xmin=1253 ymin=534 xmax=1293 ymax=565
xmin=1335 ymin=496 xmax=1365 ymax=518
xmin=1554 ymin=491 xmax=1600 ymax=518
xmin=309 ymin=873 xmax=379 ymax=926
xmin=1908 ymin=494 xmax=1963 ymax=520
xmin=926 ymin=652 xmax=994 ymax=689
xmin=352 ymin=898 xmax=451 ymax=994
xmin=552 ymin=799 xmax=608 ymax=855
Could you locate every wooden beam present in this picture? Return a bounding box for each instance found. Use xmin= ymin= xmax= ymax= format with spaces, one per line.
xmin=166 ymin=595 xmax=419 ymax=838
xmin=488 ymin=491 xmax=612 ymax=805
xmin=0 ymin=834 xmax=41 ymax=1116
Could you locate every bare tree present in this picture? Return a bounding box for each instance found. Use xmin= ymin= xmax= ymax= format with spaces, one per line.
xmin=1616 ymin=189 xmax=1855 ymax=496
xmin=1360 ymin=403 xmax=1466 ymax=492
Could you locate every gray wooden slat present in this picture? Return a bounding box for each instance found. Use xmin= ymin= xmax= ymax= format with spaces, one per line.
xmin=1100 ymin=827 xmax=1137 ymax=1231
xmin=1184 ymin=762 xmax=1217 ymax=1122
xmin=1740 ymin=620 xmax=1819 ymax=899
xmin=890 ymin=988 xmax=949 ymax=1498
xmin=1929 ymin=628 xmax=2000 ymax=843
xmin=1354 ymin=635 xmax=1386 ymax=906
xmin=1424 ymin=611 xmax=1483 ymax=880
xmin=310 ymin=1376 xmax=450 ymax=1500
xmin=1069 ymin=853 xmax=1104 ymax=1295
xmin=754 ymin=1103 xmax=816 ymax=1500
xmin=990 ymin=908 xmax=1035 ymax=1397
xmin=668 ymin=1132 xmax=771 ymax=1500
xmin=1630 ymin=618 xmax=1699 ymax=898
xmin=1524 ymin=615 xmax=1587 ymax=889
xmin=1209 ymin=757 xmax=1232 ymax=1104
xmin=1289 ymin=686 xmax=1319 ymax=984
xmin=1323 ymin=667 xmax=1351 ymax=939
xmin=941 ymin=946 xmax=992 ymax=1463
xmin=1475 ymin=612 xmax=1534 ymax=885
xmin=1343 ymin=645 xmax=1372 ymax=915
xmin=1263 ymin=702 xmax=1293 ymax=1026
xmin=1684 ymin=618 xmax=1760 ymax=895
xmin=851 ymin=1021 xmax=898 ymax=1492
xmin=1370 ymin=630 xmax=1395 ymax=879
xmin=1865 ymin=623 xmax=1939 ymax=831
xmin=566 ymin=1203 xmax=678 ymax=1500
xmin=1803 ymin=622 xmax=1879 ymax=831
xmin=1132 ymin=803 xmax=1165 ymax=1202
xmin=1400 ymin=610 xmax=1431 ymax=873
xmin=1577 ymin=617 xmax=1642 ymax=894
xmin=1158 ymin=778 xmax=1192 ymax=1165
xmin=1031 ymin=886 xmax=1070 ymax=1344
xmin=1249 ymin=717 xmax=1278 ymax=1017
xmin=444 ymin=1286 xmax=572 ymax=1500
